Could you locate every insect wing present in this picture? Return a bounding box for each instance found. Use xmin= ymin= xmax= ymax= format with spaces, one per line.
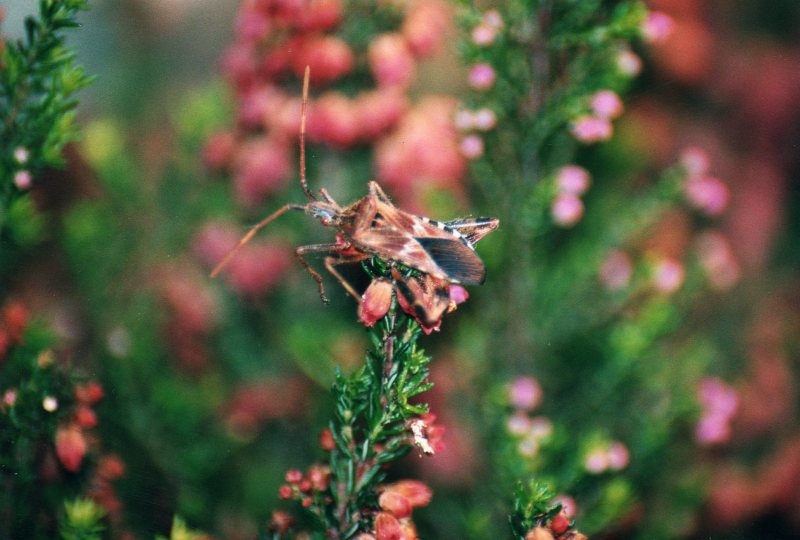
xmin=393 ymin=271 xmax=451 ymax=329
xmin=414 ymin=236 xmax=486 ymax=285
xmin=442 ymin=217 xmax=499 ymax=246
xmin=354 ymin=227 xmax=450 ymax=279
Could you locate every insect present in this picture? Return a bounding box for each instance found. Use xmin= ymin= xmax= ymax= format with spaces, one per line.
xmin=211 ymin=66 xmax=499 ymax=306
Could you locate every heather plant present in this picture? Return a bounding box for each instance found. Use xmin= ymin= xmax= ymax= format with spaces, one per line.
xmin=5 ymin=0 xmax=798 ymax=539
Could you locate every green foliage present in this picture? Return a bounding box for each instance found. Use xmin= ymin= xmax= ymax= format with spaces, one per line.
xmin=0 ymin=0 xmax=93 ymax=233
xmin=60 ymin=498 xmax=106 ymax=540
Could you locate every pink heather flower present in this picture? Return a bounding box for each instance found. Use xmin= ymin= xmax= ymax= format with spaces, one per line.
xmin=226 ymin=243 xmax=293 ymax=298
xmin=600 ymin=249 xmax=633 ymax=290
xmin=307 ymin=92 xmax=359 ymax=147
xmin=552 ymin=495 xmax=577 ymax=518
xmin=652 ymin=258 xmax=685 ymax=294
xmin=353 ymin=88 xmax=409 ymax=140
xmin=616 ymin=49 xmax=642 ymax=76
xmin=555 ymin=165 xmax=591 ymax=196
xmin=235 ymin=4 xmax=271 ymax=42
xmin=472 ymin=108 xmax=497 ymax=131
xmin=459 ymin=135 xmax=484 ymax=159
xmin=590 ymin=90 xmax=624 ymax=120
xmin=295 ymin=0 xmax=343 ymax=32
xmin=551 ymin=193 xmax=584 ymax=227
xmin=13 ymin=146 xmax=29 ymax=164
xmin=401 ymin=0 xmax=450 ymax=58
xmin=684 ymin=176 xmax=730 ymax=216
xmin=291 ymin=35 xmax=354 ymax=86
xmin=680 ymin=146 xmax=711 ymax=176
xmin=220 ymin=42 xmax=258 ymax=91
xmin=696 ymin=231 xmax=740 ymax=291
xmin=449 ymin=284 xmax=469 ymax=305
xmin=508 ymin=376 xmax=543 ymax=411
xmin=233 ymin=137 xmax=292 ymax=206
xmin=468 ymin=63 xmax=496 ymax=91
xmin=3 ymin=389 xmax=17 ymax=407
xmin=56 ymin=425 xmax=87 ymax=472
xmin=14 ymin=170 xmax=32 ymax=190
xmin=695 ymin=412 xmax=732 ymax=445
xmin=528 ymin=416 xmax=554 ymax=440
xmin=517 ymin=436 xmax=540 ymax=458
xmin=380 ymin=480 xmax=433 ymax=508
xmin=379 ymin=491 xmax=412 ymax=519
xmin=471 ymin=23 xmax=497 ymax=46
xmin=454 ymin=109 xmax=475 ymax=131
xmin=570 ymin=116 xmax=613 ymax=143
xmin=358 ymin=278 xmax=393 ymax=327
xmin=202 ymin=131 xmax=237 ymax=170
xmin=369 ymin=33 xmax=416 ymax=88
xmin=506 ymin=411 xmax=533 ymax=436
xmin=642 ymin=11 xmax=674 ymax=44
xmin=483 ymin=9 xmax=503 ymax=30
xmin=584 ymin=449 xmax=609 ymax=474
xmin=607 ymin=442 xmax=630 ymax=470
xmin=698 ymin=377 xmax=739 ymax=419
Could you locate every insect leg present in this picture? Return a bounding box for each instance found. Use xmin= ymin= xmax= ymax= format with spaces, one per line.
xmin=299 ymin=65 xmax=316 ymax=201
xmin=294 ymin=242 xmax=351 ymax=304
xmin=210 ymin=204 xmax=306 ymax=278
xmin=368 ymin=181 xmax=394 ymax=203
xmin=323 ymin=253 xmax=369 ymax=301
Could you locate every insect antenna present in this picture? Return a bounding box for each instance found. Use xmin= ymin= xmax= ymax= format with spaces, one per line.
xmin=209 ymin=203 xmax=305 ymax=278
xmin=299 ymin=65 xmax=317 ymax=202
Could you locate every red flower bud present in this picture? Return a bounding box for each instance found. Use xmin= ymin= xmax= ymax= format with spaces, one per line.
xmin=358 ymin=278 xmax=393 ymax=327
xmin=369 ymin=33 xmax=416 ymax=88
xmin=375 ymin=512 xmax=404 ymax=540
xmin=75 ymin=406 xmax=97 ymax=429
xmin=550 ymin=512 xmax=570 ymax=535
xmin=55 ymin=425 xmax=87 ymax=472
xmin=379 ymin=491 xmax=412 ymax=518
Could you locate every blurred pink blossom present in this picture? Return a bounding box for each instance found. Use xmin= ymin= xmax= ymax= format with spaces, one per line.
xmin=607 ymin=442 xmax=630 ymax=470
xmin=600 ymin=249 xmax=633 ymax=290
xmin=472 ymin=108 xmax=497 ymax=131
xmin=698 ymin=377 xmax=739 ymax=418
xmin=369 ymin=33 xmax=416 ymax=88
xmin=233 ymin=137 xmax=293 ymax=206
xmin=506 ymin=411 xmax=533 ymax=436
xmin=696 ymin=412 xmax=732 ymax=445
xmin=291 ymin=35 xmax=354 ymax=86
xmin=684 ymin=176 xmax=730 ymax=216
xmin=556 ymin=165 xmax=591 ymax=196
xmin=652 ymin=258 xmax=684 ymax=293
xmin=528 ymin=416 xmax=553 ymax=440
xmin=642 ymin=11 xmax=674 ymax=44
xmin=508 ymin=376 xmax=543 ymax=411
xmin=459 ymin=135 xmax=484 ymax=159
xmin=307 ymin=92 xmax=359 ymax=147
xmin=517 ymin=436 xmax=540 ymax=458
xmin=551 ymin=193 xmax=584 ymax=227
xmin=471 ymin=23 xmax=497 ymax=46
xmin=695 ymin=231 xmax=741 ymax=291
xmin=553 ymin=495 xmax=577 ymax=518
xmin=468 ymin=63 xmax=496 ymax=91
xmin=402 ymin=0 xmax=450 ymax=58
xmin=570 ymin=116 xmax=613 ymax=143
xmin=590 ymin=90 xmax=624 ymax=120
xmin=584 ymin=448 xmax=609 ymax=474
xmin=680 ymin=146 xmax=711 ymax=176
xmin=616 ymin=48 xmax=642 ymax=76
xmin=13 ymin=170 xmax=32 ymax=190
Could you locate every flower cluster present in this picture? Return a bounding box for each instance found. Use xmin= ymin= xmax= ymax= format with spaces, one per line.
xmin=551 ymin=165 xmax=591 ymax=227
xmin=582 ymin=440 xmax=630 ymax=474
xmin=524 ymin=511 xmax=587 ymax=540
xmin=365 ymin=480 xmax=433 ymax=540
xmin=570 ymin=89 xmax=625 ymax=144
xmin=680 ymin=147 xmax=730 ymax=217
xmin=278 ymin=464 xmax=332 ymax=508
xmin=695 ymin=377 xmax=739 ymax=446
xmin=505 ymin=376 xmax=554 ymax=458
xmin=55 ymin=380 xmax=105 ymax=473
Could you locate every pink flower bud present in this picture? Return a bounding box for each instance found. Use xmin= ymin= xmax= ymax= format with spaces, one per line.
xmin=14 ymin=170 xmax=32 ymax=190
xmin=307 ymin=92 xmax=359 ymax=148
xmin=381 ymin=480 xmax=432 ymax=508
xmin=291 ymin=35 xmax=354 ymax=86
xmin=590 ymin=90 xmax=624 ymax=120
xmin=454 ymin=109 xmax=475 ymax=131
xmin=696 ymin=231 xmax=740 ymax=291
xmin=607 ymin=442 xmax=630 ymax=470
xmin=698 ymin=377 xmax=738 ymax=419
xmin=517 ymin=436 xmax=540 ymax=457
xmin=507 ymin=411 xmax=532 ymax=436
xmin=472 ymin=108 xmax=497 ymax=131
xmin=551 ymin=193 xmax=584 ymax=227
xmin=459 ymin=135 xmax=484 ymax=159
xmin=369 ymin=33 xmax=416 ymax=88
xmin=471 ymin=23 xmax=497 ymax=46
xmin=449 ymin=284 xmax=469 ymax=305
xmin=642 ymin=11 xmax=674 ymax=44
xmin=555 ymin=165 xmax=591 ymax=195
xmin=358 ymin=278 xmax=394 ymax=327
xmin=695 ymin=412 xmax=732 ymax=445
xmin=508 ymin=376 xmax=543 ymax=410
xmin=684 ymin=176 xmax=730 ymax=216
xmin=353 ymin=88 xmax=409 ymax=140
xmin=570 ymin=116 xmax=613 ymax=143
xmin=680 ymin=146 xmax=711 ymax=176
xmin=468 ymin=63 xmax=496 ymax=91
xmin=235 ymin=4 xmax=271 ymax=42
xmin=652 ymin=258 xmax=684 ymax=294
xmin=202 ymin=131 xmax=236 ymax=170
xmin=584 ymin=448 xmax=609 ymax=474
xmin=233 ymin=137 xmax=292 ymax=206
xmin=616 ymin=49 xmax=642 ymax=76
xmin=375 ymin=512 xmax=403 ymax=540
xmin=599 ymin=249 xmax=633 ymax=290
xmin=13 ymin=147 xmax=29 ymax=164
xmin=528 ymin=416 xmax=553 ymax=440
xmin=402 ymin=0 xmax=450 ymax=58
xmin=378 ymin=491 xmax=412 ymax=519
xmin=552 ymin=495 xmax=577 ymax=518
xmin=483 ymin=9 xmax=503 ymax=30
xmin=56 ymin=425 xmax=87 ymax=472
xmin=295 ymin=0 xmax=343 ymax=32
